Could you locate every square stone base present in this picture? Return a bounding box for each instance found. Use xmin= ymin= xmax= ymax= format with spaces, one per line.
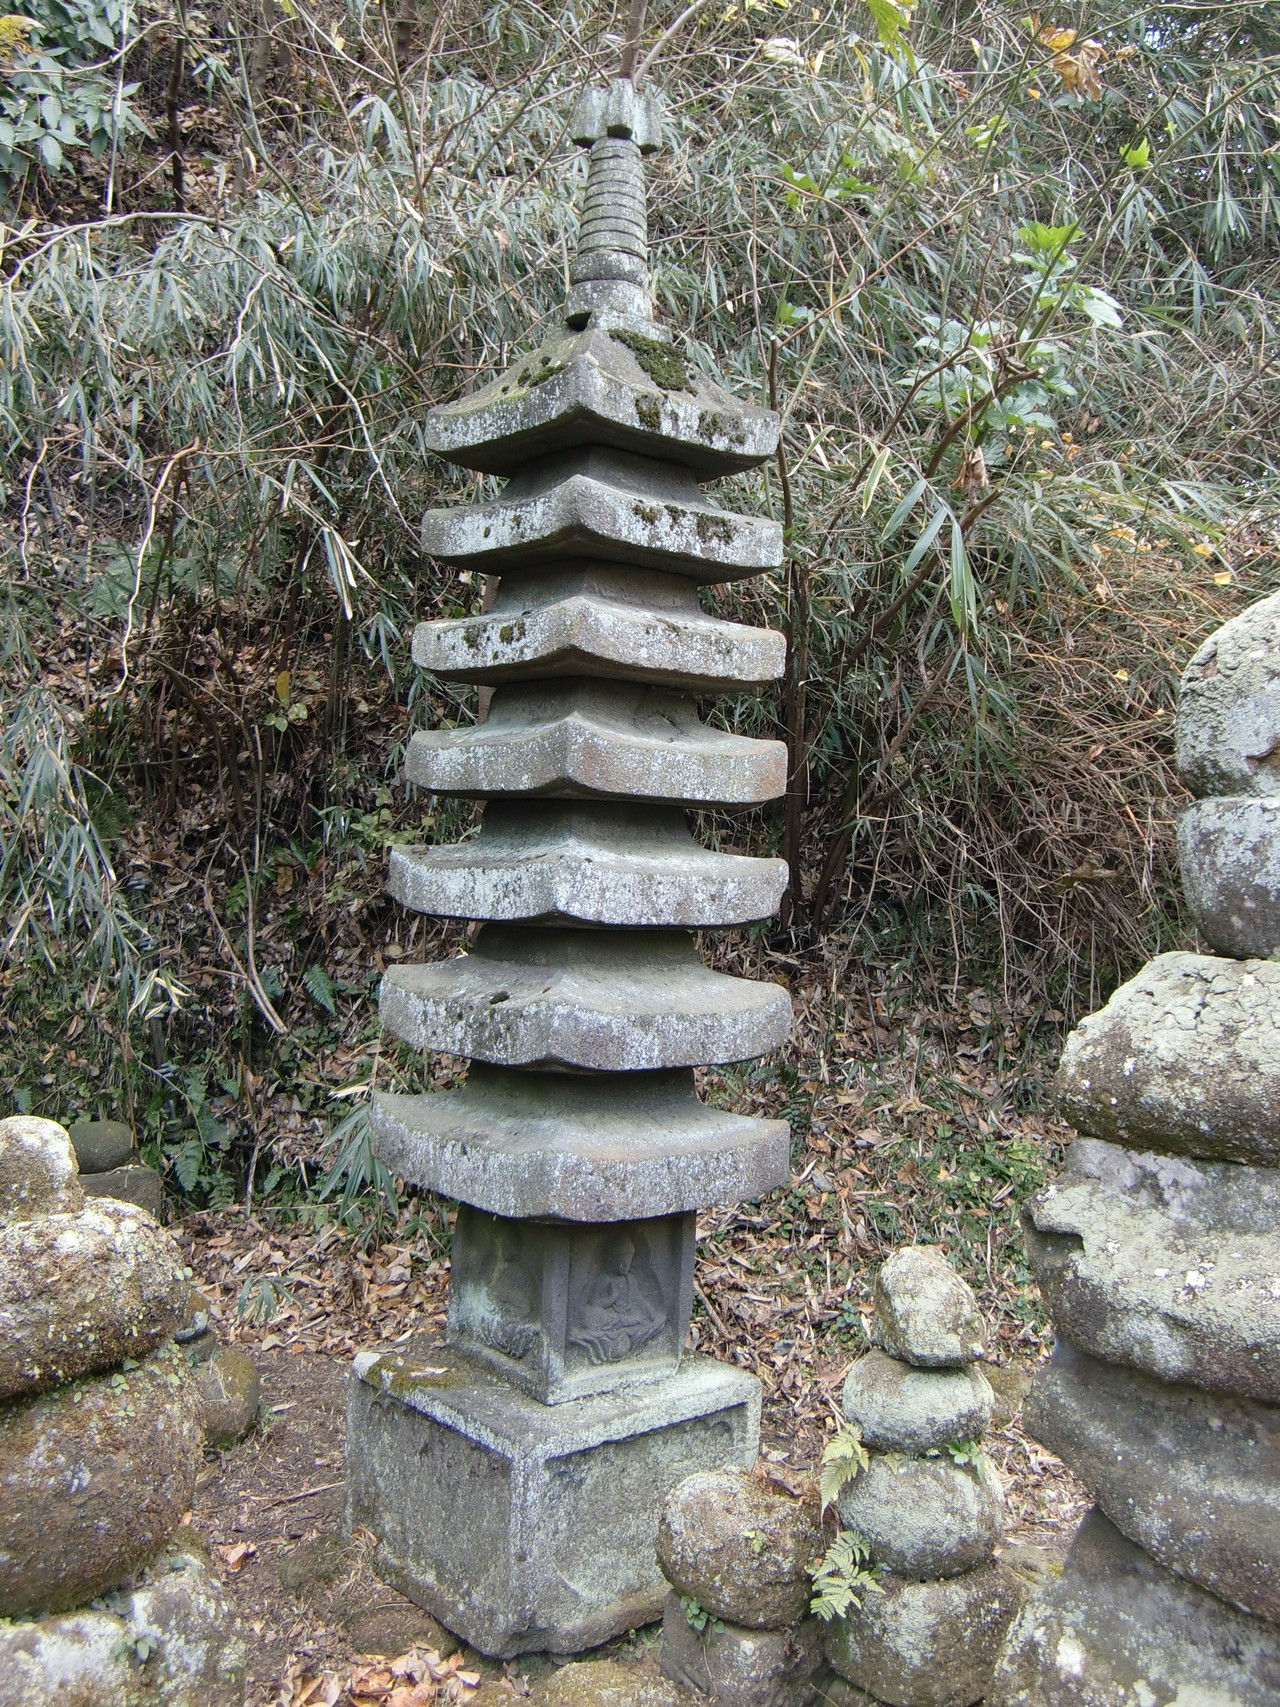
xmin=344 ymin=1346 xmax=761 ymax=1659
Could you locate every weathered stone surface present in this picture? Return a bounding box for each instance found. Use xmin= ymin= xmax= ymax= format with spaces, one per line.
xmin=822 ymin=1562 xmax=1025 ymax=1707
xmin=836 ymin=1452 xmax=1005 ymax=1579
xmin=406 ymin=682 xmax=787 ymax=810
xmin=0 ymin=1545 xmax=247 ymax=1707
xmin=420 ymin=449 xmax=782 ymax=584
xmin=423 ymin=325 xmax=777 ymax=481
xmin=660 ymin=1591 xmax=825 ymax=1705
xmin=0 ymin=1197 xmax=188 ymax=1398
xmin=841 ymin=1351 xmax=994 ymax=1454
xmin=0 ymin=1116 xmax=82 ymax=1223
xmin=1024 ymin=1135 xmax=1280 ymax=1401
xmin=984 ymin=1362 xmax=1032 ymax=1429
xmin=1176 ymin=587 xmax=1280 ymax=799
xmin=535 ymin=1659 xmax=685 ymax=1707
xmin=656 ymin=1466 xmax=821 ymax=1628
xmin=381 ymin=928 xmax=792 ymax=1072
xmin=870 ymin=1248 xmax=986 ymax=1369
xmin=81 ymin=1161 xmax=165 ymax=1218
xmin=373 ymin=1068 xmax=788 ymax=1222
xmin=1056 ymin=951 xmax=1280 ymax=1164
xmin=0 ymin=1343 xmax=200 ymax=1616
xmin=449 ymin=1207 xmax=694 ymax=1404
xmin=990 ymin=1506 xmax=1280 ymax=1707
xmin=1026 ymin=1338 xmax=1280 ymax=1620
xmin=195 ymin=1344 xmax=260 ymax=1446
xmin=65 ymin=1118 xmax=135 ymax=1174
xmin=1179 ymin=794 xmax=1280 ymax=958
xmin=390 ymin=804 xmax=786 ymax=928
xmin=413 ymin=568 xmax=784 ymax=691
xmin=345 ymin=1347 xmax=760 ymax=1658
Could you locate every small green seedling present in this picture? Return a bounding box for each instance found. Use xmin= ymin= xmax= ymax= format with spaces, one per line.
xmin=679 ymin=1594 xmax=724 ymax=1636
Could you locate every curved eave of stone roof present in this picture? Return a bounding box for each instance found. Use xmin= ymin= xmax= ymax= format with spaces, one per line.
xmin=410 ymin=594 xmax=785 ymax=691
xmin=371 ymin=1073 xmax=789 ymax=1221
xmin=420 ymin=473 xmax=782 ymax=583
xmin=403 ymin=685 xmax=787 ymax=809
xmin=388 ymin=825 xmax=787 ymax=926
xmin=425 ymin=328 xmax=779 ymax=479
xmin=379 ymin=930 xmax=793 ymax=1070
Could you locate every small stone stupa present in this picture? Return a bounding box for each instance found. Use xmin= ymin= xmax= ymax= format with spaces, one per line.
xmin=993 ymin=590 xmax=1280 ymax=1703
xmin=825 ymin=1248 xmax=1024 ymax=1707
xmin=344 ymin=79 xmax=793 ymax=1658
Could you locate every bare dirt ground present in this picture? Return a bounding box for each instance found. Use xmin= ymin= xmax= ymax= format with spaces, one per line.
xmin=180 ymin=1205 xmax=1089 ymax=1707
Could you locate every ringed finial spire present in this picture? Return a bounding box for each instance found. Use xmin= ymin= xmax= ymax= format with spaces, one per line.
xmin=565 ymin=79 xmax=664 ymax=331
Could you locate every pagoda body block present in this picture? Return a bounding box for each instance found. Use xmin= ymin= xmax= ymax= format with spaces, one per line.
xmin=345 ymin=77 xmax=792 ymax=1658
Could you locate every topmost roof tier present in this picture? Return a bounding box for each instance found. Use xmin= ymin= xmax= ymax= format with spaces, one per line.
xmin=424 ymin=81 xmax=779 ymax=481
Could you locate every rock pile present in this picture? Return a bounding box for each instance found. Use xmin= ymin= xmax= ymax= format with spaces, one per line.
xmin=0 ymin=1114 xmax=245 ymax=1706
xmin=825 ymin=1248 xmax=1024 ymax=1707
xmin=657 ymin=1466 xmax=824 ymax=1705
xmin=993 ymin=589 xmax=1280 ymax=1703
xmin=67 ymin=1116 xmax=165 ymax=1218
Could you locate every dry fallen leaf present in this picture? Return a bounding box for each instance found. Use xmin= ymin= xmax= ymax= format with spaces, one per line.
xmin=216 ymin=1541 xmax=256 ymax=1572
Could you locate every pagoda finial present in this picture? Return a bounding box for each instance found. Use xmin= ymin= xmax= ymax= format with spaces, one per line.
xmin=564 ymin=79 xmax=664 ymax=331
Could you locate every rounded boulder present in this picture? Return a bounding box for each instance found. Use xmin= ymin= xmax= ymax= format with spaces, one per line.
xmin=824 ymin=1560 xmax=1025 ymax=1707
xmin=0 ymin=1198 xmax=189 ymax=1399
xmin=65 ymin=1120 xmax=135 ymax=1176
xmin=842 ymin=1350 xmax=994 ymax=1454
xmin=870 ymin=1247 xmax=986 ymax=1368
xmin=1176 ymin=589 xmax=1280 ymax=799
xmin=195 ymin=1344 xmax=260 ymax=1447
xmin=837 ymin=1451 xmax=1005 ymax=1578
xmin=656 ymin=1466 xmax=822 ymax=1628
xmin=0 ymin=1117 xmax=82 ymax=1224
xmin=0 ymin=1545 xmax=247 ymax=1707
xmin=1178 ymin=795 xmax=1280 ymax=959
xmin=0 ymin=1343 xmax=201 ymax=1617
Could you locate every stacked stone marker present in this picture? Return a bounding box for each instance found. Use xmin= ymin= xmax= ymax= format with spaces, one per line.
xmin=825 ymin=1248 xmax=1024 ymax=1707
xmin=992 ymin=590 xmax=1280 ymax=1704
xmin=344 ymin=79 xmax=793 ymax=1659
xmin=0 ymin=1115 xmax=245 ymax=1707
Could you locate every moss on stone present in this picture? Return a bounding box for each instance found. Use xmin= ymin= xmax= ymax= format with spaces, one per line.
xmin=634 ymin=394 xmax=663 ymax=432
xmin=691 ymin=510 xmax=733 ymax=546
xmin=610 ymin=329 xmax=694 ymax=393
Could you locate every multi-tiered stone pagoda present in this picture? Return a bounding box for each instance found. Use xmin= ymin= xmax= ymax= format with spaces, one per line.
xmin=345 ymin=78 xmax=793 ymax=1659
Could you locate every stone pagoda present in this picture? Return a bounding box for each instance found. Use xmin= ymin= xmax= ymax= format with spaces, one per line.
xmin=345 ymin=78 xmax=793 ymax=1659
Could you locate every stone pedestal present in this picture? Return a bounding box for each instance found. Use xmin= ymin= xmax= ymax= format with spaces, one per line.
xmin=346 ymin=1348 xmax=760 ymax=1657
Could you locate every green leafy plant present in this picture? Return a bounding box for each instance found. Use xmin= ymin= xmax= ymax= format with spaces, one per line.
xmin=944 ymin=1439 xmax=986 ymax=1468
xmin=679 ymin=1595 xmax=724 ymax=1636
xmin=810 ymin=1531 xmax=884 ymax=1622
xmin=0 ymin=0 xmax=148 ymax=198
xmin=819 ymin=1423 xmax=871 ymax=1511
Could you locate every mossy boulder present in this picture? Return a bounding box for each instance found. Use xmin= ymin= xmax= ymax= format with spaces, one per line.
xmin=841 ymin=1350 xmax=994 ymax=1454
xmin=657 ymin=1466 xmax=821 ymax=1629
xmin=0 ymin=1343 xmax=201 ymax=1616
xmin=0 ymin=1117 xmax=83 ymax=1224
xmin=836 ymin=1452 xmax=1005 ymax=1579
xmin=194 ymin=1344 xmax=260 ymax=1447
xmin=0 ymin=1545 xmax=246 ymax=1707
xmin=0 ymin=1199 xmax=188 ymax=1399
xmin=65 ymin=1120 xmax=135 ymax=1175
xmin=870 ymin=1248 xmax=986 ymax=1369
